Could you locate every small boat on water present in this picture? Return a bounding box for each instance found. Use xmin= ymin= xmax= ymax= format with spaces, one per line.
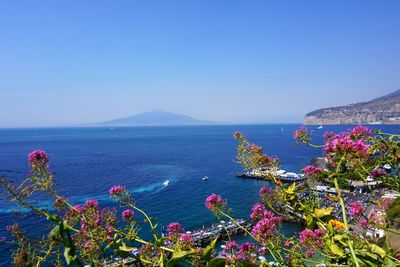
xmin=163 ymin=180 xmax=170 ymax=186
xmin=317 ymin=125 xmax=323 ymax=130
xmin=202 ymin=176 xmax=208 ymax=181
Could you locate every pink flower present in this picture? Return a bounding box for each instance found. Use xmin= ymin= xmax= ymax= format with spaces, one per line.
xmin=299 ymin=229 xmax=316 ymax=246
xmin=205 ymin=193 xmax=226 ymax=212
xmin=324 ymin=131 xmax=370 ymax=158
xmin=28 ymin=150 xmax=49 ymax=167
xmin=349 ymin=201 xmax=364 ymax=217
xmin=251 ymin=213 xmax=282 ymax=244
xmin=122 ymin=209 xmax=134 ymax=222
xmin=259 ymin=187 xmax=267 ymax=195
xmin=72 ymin=205 xmax=83 ymax=212
xmin=359 ymin=218 xmax=368 ymax=228
xmin=314 ymin=228 xmax=326 ymax=236
xmin=299 ymin=228 xmax=324 ymax=248
xmin=109 ymin=185 xmax=131 ymax=202
xmin=250 ymin=204 xmax=265 ymax=221
xmin=237 ymin=242 xmax=258 ymax=263
xmin=85 ymin=200 xmax=99 ymax=209
xmin=349 ymin=126 xmax=372 ymax=138
xmin=293 ymin=126 xmax=311 ymax=144
xmin=222 ymin=241 xmax=239 ymax=264
xmin=323 ymin=131 xmax=335 ymax=140
xmin=167 ymin=222 xmax=183 ymax=236
xmin=109 ymin=185 xmax=126 ymax=196
xmin=302 ymin=165 xmax=323 ymax=178
xmin=179 ymin=233 xmax=193 ymax=248
xmin=180 ymin=233 xmax=192 ymax=241
xmin=225 ymin=241 xmax=239 ymax=251
xmin=304 ymin=248 xmax=316 ymax=258
xmin=371 ymin=169 xmax=386 ymax=178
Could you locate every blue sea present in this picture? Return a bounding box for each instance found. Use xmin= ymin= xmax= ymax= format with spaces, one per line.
xmin=0 ymin=124 xmax=399 ymax=265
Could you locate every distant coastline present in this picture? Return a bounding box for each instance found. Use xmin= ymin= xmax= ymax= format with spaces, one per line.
xmin=304 ymin=89 xmax=400 ymax=125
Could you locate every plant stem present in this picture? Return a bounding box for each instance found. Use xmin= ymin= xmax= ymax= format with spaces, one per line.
xmin=333 ymin=177 xmax=360 ymax=267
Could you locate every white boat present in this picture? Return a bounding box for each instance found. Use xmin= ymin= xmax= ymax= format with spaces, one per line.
xmin=163 ymin=180 xmax=170 ymax=186
xmin=317 ymin=125 xmax=323 ymax=130
xmin=202 ymin=176 xmax=208 ymax=181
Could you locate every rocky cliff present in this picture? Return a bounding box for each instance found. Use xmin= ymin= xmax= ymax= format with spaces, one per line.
xmin=304 ymin=90 xmax=400 ymax=125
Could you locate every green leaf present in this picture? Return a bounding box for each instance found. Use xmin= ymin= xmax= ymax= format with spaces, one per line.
xmin=329 ymin=242 xmax=344 ymax=256
xmin=305 ymin=214 xmax=314 ymax=227
xmin=166 ymin=250 xmax=193 ymax=267
xmin=383 ymin=257 xmax=397 ymax=267
xmin=119 ymin=242 xmax=135 ymax=252
xmin=369 ymin=244 xmax=386 ymax=258
xmin=46 ymin=214 xmax=60 ymax=222
xmin=206 ymin=258 xmax=226 ymax=267
xmin=202 ymin=238 xmax=218 ymax=261
xmin=332 ymin=234 xmax=344 ymax=242
xmin=63 ymin=247 xmax=77 ymax=265
xmin=284 ymin=182 xmax=296 ymax=195
xmin=313 ymin=207 xmax=333 ymax=218
xmin=49 ymin=225 xmax=60 ymax=238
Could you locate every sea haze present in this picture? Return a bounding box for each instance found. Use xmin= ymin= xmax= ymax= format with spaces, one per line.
xmin=0 ymin=124 xmax=399 ymax=264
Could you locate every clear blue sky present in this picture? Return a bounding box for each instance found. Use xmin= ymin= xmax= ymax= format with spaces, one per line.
xmin=0 ymin=0 xmax=399 ymax=127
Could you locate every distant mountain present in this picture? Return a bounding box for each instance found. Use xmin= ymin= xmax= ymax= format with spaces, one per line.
xmin=304 ymin=89 xmax=400 ymax=125
xmin=91 ymin=110 xmax=215 ymax=126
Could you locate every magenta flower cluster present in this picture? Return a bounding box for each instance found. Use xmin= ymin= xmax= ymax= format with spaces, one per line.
xmin=63 ymin=198 xmax=118 ymax=245
xmin=293 ymin=126 xmax=311 ymax=144
xmin=109 ymin=185 xmax=126 ymax=197
xmin=179 ymin=233 xmax=193 ymax=248
xmin=85 ymin=199 xmax=99 ymax=209
xmin=302 ymin=165 xmax=323 ymax=178
xmin=28 ymin=150 xmax=49 ymax=167
xmin=323 ymin=127 xmax=371 ymax=158
xmin=299 ymin=228 xmax=325 ymax=249
xmin=250 ymin=203 xmax=282 ymax=244
xmin=349 ymin=201 xmax=364 ymax=217
xmin=205 ymin=193 xmax=226 ymax=212
xmin=371 ymin=169 xmax=386 ymax=178
xmin=359 ymin=218 xmax=368 ymax=228
xmin=64 ymin=204 xmax=83 ymax=222
xmin=122 ymin=209 xmax=134 ymax=222
xmin=222 ymin=241 xmax=259 ymax=264
xmin=304 ymin=248 xmax=316 ymax=258
xmin=251 ymin=217 xmax=281 ymax=244
xmin=108 ymin=185 xmax=132 ymax=203
xmin=259 ymin=187 xmax=273 ymax=198
xmin=348 ymin=126 xmax=372 ymax=138
xmin=237 ymin=242 xmax=259 ymax=262
xmin=250 ymin=204 xmax=273 ymax=222
xmin=167 ymin=222 xmax=183 ymax=237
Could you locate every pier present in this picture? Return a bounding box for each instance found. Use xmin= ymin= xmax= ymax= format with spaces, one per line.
xmin=102 ymin=219 xmax=254 ymax=266
xmin=189 ymin=219 xmax=253 ymax=246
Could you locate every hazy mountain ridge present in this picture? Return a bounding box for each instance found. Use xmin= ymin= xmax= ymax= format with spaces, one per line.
xmin=304 ymin=90 xmax=400 ymax=125
xmin=91 ymin=110 xmax=216 ymax=126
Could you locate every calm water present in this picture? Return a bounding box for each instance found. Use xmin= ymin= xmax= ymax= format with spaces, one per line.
xmin=0 ymin=124 xmax=398 ymax=265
